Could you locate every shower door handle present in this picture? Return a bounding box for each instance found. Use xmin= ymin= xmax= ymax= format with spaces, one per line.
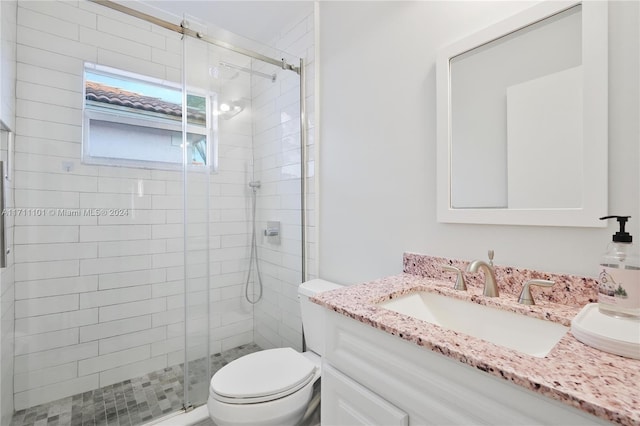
xmin=0 ymin=161 xmax=6 ymax=268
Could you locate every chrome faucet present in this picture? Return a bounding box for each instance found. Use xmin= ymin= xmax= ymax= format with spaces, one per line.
xmin=518 ymin=279 xmax=555 ymax=305
xmin=467 ymin=250 xmax=499 ymax=297
xmin=441 ymin=265 xmax=467 ymax=291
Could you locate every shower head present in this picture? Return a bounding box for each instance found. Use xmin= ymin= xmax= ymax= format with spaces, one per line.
xmin=209 ymin=65 xmax=239 ymax=81
xmin=218 ymin=61 xmax=276 ymax=83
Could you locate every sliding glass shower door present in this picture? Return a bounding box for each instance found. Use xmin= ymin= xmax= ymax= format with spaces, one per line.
xmin=181 ymin=22 xmax=306 ymax=407
xmin=182 ymin=32 xmax=212 ymax=407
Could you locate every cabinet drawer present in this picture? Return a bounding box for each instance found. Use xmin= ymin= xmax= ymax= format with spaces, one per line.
xmin=321 ymin=362 xmax=408 ymax=426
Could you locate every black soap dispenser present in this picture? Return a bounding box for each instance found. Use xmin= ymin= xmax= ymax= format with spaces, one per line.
xmin=598 ymin=216 xmax=640 ymax=318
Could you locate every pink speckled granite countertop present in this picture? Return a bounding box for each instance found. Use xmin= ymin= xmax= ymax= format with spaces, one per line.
xmin=312 ymin=254 xmax=640 ymax=426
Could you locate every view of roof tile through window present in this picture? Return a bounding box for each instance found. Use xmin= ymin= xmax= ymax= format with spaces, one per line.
xmin=85 ymin=81 xmax=206 ymax=124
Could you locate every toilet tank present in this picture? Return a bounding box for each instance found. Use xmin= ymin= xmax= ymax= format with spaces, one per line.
xmin=298 ymin=279 xmax=343 ymax=356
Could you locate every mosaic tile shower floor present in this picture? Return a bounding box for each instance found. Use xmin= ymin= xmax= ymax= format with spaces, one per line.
xmin=10 ymin=344 xmax=261 ymax=426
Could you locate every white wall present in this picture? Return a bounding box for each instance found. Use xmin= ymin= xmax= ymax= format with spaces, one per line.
xmin=318 ymin=1 xmax=639 ymax=284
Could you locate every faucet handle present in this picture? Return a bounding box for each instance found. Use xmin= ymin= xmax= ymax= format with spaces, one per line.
xmin=441 ymin=265 xmax=467 ymax=291
xmin=517 ymin=279 xmax=554 ymax=305
xmin=488 ymin=249 xmax=494 ymax=267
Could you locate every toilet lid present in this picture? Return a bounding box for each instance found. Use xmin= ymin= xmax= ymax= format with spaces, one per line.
xmin=210 ymin=348 xmax=316 ymax=403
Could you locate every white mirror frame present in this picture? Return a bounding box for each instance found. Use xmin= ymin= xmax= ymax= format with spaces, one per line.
xmin=437 ymin=1 xmax=607 ymax=227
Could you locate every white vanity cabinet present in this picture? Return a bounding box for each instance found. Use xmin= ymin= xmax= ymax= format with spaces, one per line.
xmin=321 ymin=310 xmax=611 ymax=426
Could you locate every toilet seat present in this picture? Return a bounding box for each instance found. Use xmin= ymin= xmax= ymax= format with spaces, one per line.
xmin=210 ymin=348 xmax=317 ymax=404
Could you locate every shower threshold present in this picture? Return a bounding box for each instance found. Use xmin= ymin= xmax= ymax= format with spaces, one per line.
xmin=10 ymin=344 xmax=261 ymax=426
xmin=143 ymin=405 xmax=210 ymax=426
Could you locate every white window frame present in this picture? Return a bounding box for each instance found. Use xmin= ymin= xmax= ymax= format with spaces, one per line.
xmin=82 ymin=63 xmax=218 ymax=171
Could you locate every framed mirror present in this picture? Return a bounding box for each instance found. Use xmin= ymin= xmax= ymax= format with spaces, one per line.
xmin=436 ymin=1 xmax=607 ymax=227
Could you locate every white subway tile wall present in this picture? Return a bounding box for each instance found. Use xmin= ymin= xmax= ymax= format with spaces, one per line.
xmin=11 ymin=0 xmax=314 ymax=412
xmin=252 ymin=13 xmax=316 ymax=352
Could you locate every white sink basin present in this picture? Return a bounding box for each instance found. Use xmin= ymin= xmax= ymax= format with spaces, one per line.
xmin=378 ymin=291 xmax=568 ymax=357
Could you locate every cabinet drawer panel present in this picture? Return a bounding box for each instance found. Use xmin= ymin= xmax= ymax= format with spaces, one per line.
xmin=322 ymin=362 xmax=408 ymax=426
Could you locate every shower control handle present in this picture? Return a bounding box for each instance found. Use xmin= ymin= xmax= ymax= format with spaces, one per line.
xmin=264 ymin=221 xmax=281 ymax=244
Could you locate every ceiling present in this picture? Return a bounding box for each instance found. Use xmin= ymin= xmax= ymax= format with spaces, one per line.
xmin=136 ymin=1 xmax=313 ymax=44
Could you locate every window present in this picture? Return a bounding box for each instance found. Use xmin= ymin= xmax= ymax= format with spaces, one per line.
xmin=83 ymin=64 xmax=216 ymax=170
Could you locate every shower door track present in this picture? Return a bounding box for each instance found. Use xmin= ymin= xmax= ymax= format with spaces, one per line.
xmin=88 ymin=0 xmax=301 ymax=74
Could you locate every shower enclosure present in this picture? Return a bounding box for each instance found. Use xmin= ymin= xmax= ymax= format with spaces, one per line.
xmin=180 ymin=28 xmax=307 ymax=408
xmin=8 ymin=0 xmax=311 ymax=423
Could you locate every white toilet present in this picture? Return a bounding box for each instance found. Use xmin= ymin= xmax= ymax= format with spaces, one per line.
xmin=207 ymin=279 xmax=343 ymax=426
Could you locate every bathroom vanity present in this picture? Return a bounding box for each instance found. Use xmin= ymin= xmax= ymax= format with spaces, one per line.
xmin=313 ymin=254 xmax=640 ymax=426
